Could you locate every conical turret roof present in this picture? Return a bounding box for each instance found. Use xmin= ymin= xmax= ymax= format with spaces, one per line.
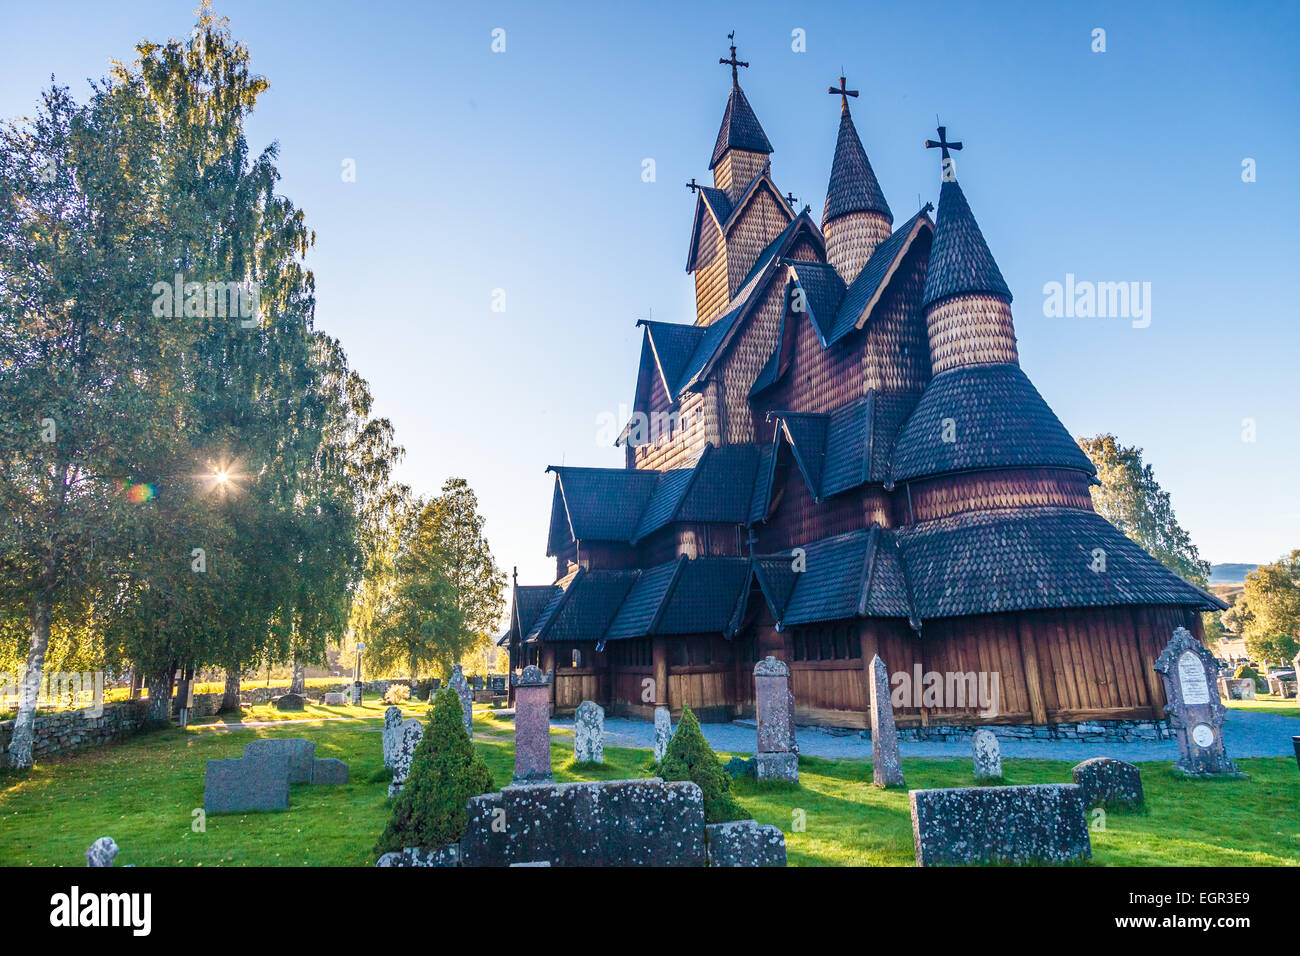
xmin=822 ymin=106 xmax=891 ymax=226
xmin=709 ymin=84 xmax=774 ymax=170
xmin=921 ymin=178 xmax=1012 ymax=309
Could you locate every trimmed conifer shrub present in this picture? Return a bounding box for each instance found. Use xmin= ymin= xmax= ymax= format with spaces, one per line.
xmin=659 ymin=704 xmax=749 ymax=824
xmin=375 ymin=687 xmax=495 ymax=854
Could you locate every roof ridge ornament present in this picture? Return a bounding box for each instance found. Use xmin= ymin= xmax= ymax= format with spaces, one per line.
xmin=924 ymin=122 xmax=963 ymax=183
xmin=720 ymin=31 xmax=749 ymax=87
xmin=828 ymin=75 xmax=859 ymax=112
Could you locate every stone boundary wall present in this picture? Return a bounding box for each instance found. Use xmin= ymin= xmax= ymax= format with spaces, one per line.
xmin=0 ymin=700 xmax=149 ymax=768
xmin=799 ymin=717 xmax=1173 ymax=745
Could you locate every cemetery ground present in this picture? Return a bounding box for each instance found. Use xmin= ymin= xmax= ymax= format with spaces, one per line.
xmin=1 ymin=701 xmax=1296 ymax=867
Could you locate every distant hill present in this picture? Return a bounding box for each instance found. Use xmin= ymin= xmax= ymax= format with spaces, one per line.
xmin=1210 ymin=563 xmax=1258 ymax=585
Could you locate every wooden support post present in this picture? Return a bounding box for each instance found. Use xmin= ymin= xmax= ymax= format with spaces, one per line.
xmin=652 ymin=637 xmax=669 ymax=711
xmin=1017 ymin=615 xmax=1049 ymax=726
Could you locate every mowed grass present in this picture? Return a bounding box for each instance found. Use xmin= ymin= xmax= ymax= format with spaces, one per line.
xmin=1225 ymin=695 xmax=1300 ymax=719
xmin=1 ymin=705 xmax=1297 ymax=867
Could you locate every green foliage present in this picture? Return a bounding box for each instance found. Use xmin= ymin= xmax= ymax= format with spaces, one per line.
xmin=1233 ymin=664 xmax=1266 ymax=693
xmin=420 ymin=478 xmax=507 ymax=655
xmin=658 ymin=706 xmax=749 ymax=824
xmin=375 ymin=689 xmax=494 ymax=853
xmin=1237 ymin=552 xmax=1300 ymax=666
xmin=1078 ymin=435 xmax=1211 ymax=588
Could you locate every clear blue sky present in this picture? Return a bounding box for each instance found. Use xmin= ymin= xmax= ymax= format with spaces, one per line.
xmin=3 ymin=0 xmax=1298 ymax=587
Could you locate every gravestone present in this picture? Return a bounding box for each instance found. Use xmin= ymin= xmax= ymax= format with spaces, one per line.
xmin=513 ymin=665 xmax=553 ymax=783
xmin=382 ymin=706 xmax=404 ymax=770
xmin=85 ymin=837 xmax=119 ymax=867
xmin=868 ymin=654 xmax=904 ymax=787
xmin=1153 ymin=627 xmax=1247 ymax=779
xmin=375 ymin=845 xmax=460 ymax=867
xmin=323 ymin=691 xmax=347 ymax=706
xmin=205 ymin=754 xmax=290 ymax=813
xmin=350 ymin=681 xmax=364 ymax=706
xmin=972 ymin=729 xmax=1002 ymax=780
xmin=449 ymin=665 xmax=474 ymax=737
xmin=754 ymin=656 xmax=798 ymax=782
xmin=705 ymin=820 xmax=787 ymax=867
xmin=311 ymin=758 xmax=349 ymax=785
xmin=272 ymin=692 xmax=305 ymax=711
xmin=388 ymin=719 xmax=424 ymax=799
xmin=244 ymin=738 xmax=315 ymax=784
xmin=910 ymin=783 xmax=1092 ymax=866
xmin=1072 ymin=757 xmax=1143 ymax=810
xmin=574 ymin=700 xmax=604 ymax=764
xmin=653 ymin=707 xmax=672 ymax=763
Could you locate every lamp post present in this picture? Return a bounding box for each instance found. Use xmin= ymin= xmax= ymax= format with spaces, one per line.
xmin=353 ymin=642 xmax=365 ymax=707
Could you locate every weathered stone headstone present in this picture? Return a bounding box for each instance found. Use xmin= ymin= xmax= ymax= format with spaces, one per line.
xmin=449 ymin=664 xmax=474 ymax=737
xmin=574 ymin=700 xmax=604 ymax=764
xmin=1072 ymin=757 xmax=1143 ymax=810
xmin=1153 ymin=627 xmax=1247 ymax=779
xmin=653 ymin=706 xmax=672 ymax=763
xmin=513 ymin=665 xmax=553 ymax=783
xmin=350 ymin=681 xmax=364 ymax=706
xmin=972 ymin=728 xmax=1002 ymax=780
xmin=910 ymin=783 xmax=1092 ymax=866
xmin=375 ymin=845 xmax=460 ymax=867
xmin=311 ymin=757 xmax=349 ymax=785
xmin=204 ymin=754 xmax=290 ymax=813
xmin=705 ymin=820 xmax=787 ymax=867
xmin=754 ymin=656 xmax=798 ymax=783
xmin=387 ymin=719 xmax=424 ymax=799
xmin=243 ymin=738 xmax=315 ymax=784
xmin=868 ymin=654 xmax=904 ymax=788
xmin=382 ymin=705 xmax=404 ymax=770
xmin=272 ymin=692 xmax=305 ymax=711
xmin=323 ymin=691 xmax=347 ymax=706
xmin=86 ymin=837 xmax=119 ymax=867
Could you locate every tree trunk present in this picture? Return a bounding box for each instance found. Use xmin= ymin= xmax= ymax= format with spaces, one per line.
xmin=219 ymin=669 xmax=242 ymax=713
xmin=145 ymin=665 xmax=175 ymax=726
xmin=7 ymin=575 xmax=54 ymax=770
xmin=289 ymin=658 xmax=305 ymax=696
xmin=129 ymin=671 xmax=143 ymax=700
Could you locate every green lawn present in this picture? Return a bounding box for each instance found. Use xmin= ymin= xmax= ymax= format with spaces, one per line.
xmin=1 ymin=705 xmax=1296 ymax=867
xmin=1226 ymin=695 xmax=1300 ymax=719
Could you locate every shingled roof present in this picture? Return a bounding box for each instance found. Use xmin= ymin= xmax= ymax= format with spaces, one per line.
xmin=710 ymin=84 xmax=774 ymax=170
xmin=632 ymin=443 xmax=760 ymax=542
xmin=823 ymin=105 xmax=892 ymax=226
xmin=636 ymin=320 xmax=708 ymax=404
xmin=894 ymin=507 xmax=1226 ymax=619
xmin=545 ymin=467 xmax=660 ymax=554
xmin=763 ymin=526 xmax=913 ymax=627
xmin=525 ymin=568 xmax=640 ymax=643
xmin=828 ymin=206 xmax=933 ymax=344
xmin=921 ymin=178 xmax=1012 ymax=310
xmin=890 ymin=364 xmax=1096 ymax=484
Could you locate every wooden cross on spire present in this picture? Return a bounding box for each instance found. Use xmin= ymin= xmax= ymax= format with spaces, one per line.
xmin=720 ymin=32 xmax=748 ymax=86
xmin=924 ymin=123 xmax=963 ymax=160
xmin=828 ymin=75 xmax=859 ymax=111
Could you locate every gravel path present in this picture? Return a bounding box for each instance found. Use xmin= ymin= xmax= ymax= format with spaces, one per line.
xmin=545 ymin=709 xmax=1298 ymax=763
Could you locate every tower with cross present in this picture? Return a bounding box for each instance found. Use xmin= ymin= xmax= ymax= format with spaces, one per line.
xmin=828 ymin=75 xmax=858 ymax=112
xmin=821 ymin=72 xmax=892 ymax=284
xmin=924 ymin=124 xmax=963 ymax=183
xmin=719 ymin=31 xmax=749 ymax=87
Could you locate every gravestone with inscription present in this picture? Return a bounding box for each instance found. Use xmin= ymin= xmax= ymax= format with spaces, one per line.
xmin=653 ymin=707 xmax=672 ymax=763
xmin=513 ymin=665 xmax=553 ymax=783
xmin=868 ymin=654 xmax=904 ymax=787
xmin=574 ymin=700 xmax=604 ymax=764
xmin=1153 ymin=627 xmax=1247 ymax=779
xmin=972 ymin=729 xmax=1002 ymax=780
xmin=754 ymin=656 xmax=798 ymax=783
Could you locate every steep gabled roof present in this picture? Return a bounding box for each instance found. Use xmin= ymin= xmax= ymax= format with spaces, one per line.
xmin=545 ymin=466 xmax=660 ymax=553
xmin=767 ymin=527 xmax=913 ymax=627
xmin=828 ymin=206 xmax=934 ymax=344
xmin=823 ymin=106 xmax=892 ymax=225
xmin=890 ymin=364 xmax=1096 ymax=484
xmin=525 ymin=567 xmax=640 ymax=642
xmin=786 ymin=260 xmax=846 ymax=345
xmin=895 ymin=507 xmax=1226 ymax=619
xmin=634 ymin=443 xmax=761 ymax=542
xmin=710 ymin=84 xmax=774 ymax=170
xmin=637 ymin=320 xmax=708 ymax=404
xmin=751 ymin=555 xmax=799 ymax=620
xmin=921 ymin=178 xmax=1012 ymax=310
xmin=513 ymin=584 xmax=559 ymax=639
xmin=686 ymin=169 xmax=796 ymax=275
xmin=748 ymin=441 xmax=778 ymax=524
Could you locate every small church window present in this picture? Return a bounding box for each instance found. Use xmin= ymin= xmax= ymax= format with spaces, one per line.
xmin=571 ymin=648 xmax=582 ymax=668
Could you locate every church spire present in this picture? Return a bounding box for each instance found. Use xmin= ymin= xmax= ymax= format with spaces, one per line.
xmin=709 ymin=34 xmax=773 ymax=200
xmin=920 ymin=124 xmax=1018 ymax=373
xmin=821 ymin=75 xmax=892 ymax=284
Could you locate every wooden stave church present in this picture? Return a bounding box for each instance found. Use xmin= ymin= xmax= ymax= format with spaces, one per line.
xmin=501 ymin=47 xmax=1224 ymax=732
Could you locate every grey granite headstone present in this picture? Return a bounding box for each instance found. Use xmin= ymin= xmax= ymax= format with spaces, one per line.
xmin=910 ymin=783 xmax=1092 ymax=866
xmin=705 ymin=820 xmax=787 ymax=867
xmin=1154 ymin=627 xmax=1247 ymax=779
xmin=323 ymin=691 xmax=347 ymax=706
xmin=868 ymin=654 xmax=904 ymax=787
xmin=311 ymin=757 xmax=349 ymax=785
xmin=272 ymin=692 xmax=305 ymax=711
xmin=574 ymin=700 xmax=604 ymax=764
xmin=972 ymin=728 xmax=1002 ymax=780
xmin=85 ymin=837 xmax=119 ymax=867
xmin=449 ymin=664 xmax=474 ymax=737
xmin=382 ymin=706 xmax=404 ymax=770
xmin=1072 ymin=756 xmax=1143 ymax=810
xmin=652 ymin=707 xmax=672 ymax=763
xmin=754 ymin=656 xmax=798 ymax=783
xmin=204 ymin=754 xmax=290 ymax=813
xmin=513 ymin=665 xmax=553 ymax=783
xmin=243 ymin=738 xmax=316 ymax=784
xmin=387 ymin=719 xmax=424 ymax=799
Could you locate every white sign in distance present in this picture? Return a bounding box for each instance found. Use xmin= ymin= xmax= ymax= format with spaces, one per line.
xmin=1177 ymin=651 xmax=1211 ymax=706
